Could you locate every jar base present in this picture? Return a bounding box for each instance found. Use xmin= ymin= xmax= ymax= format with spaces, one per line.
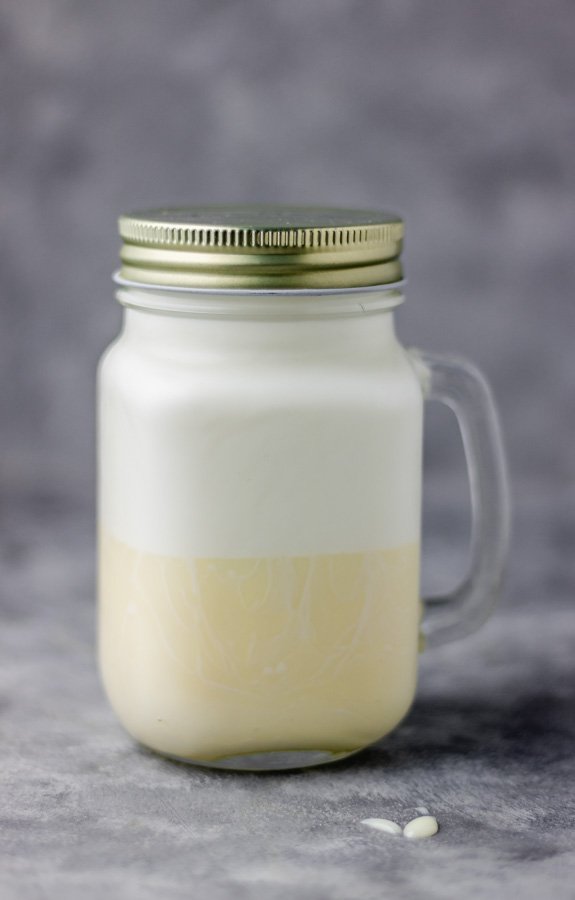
xmin=156 ymin=747 xmax=362 ymax=771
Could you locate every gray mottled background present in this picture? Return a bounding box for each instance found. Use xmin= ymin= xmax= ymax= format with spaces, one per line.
xmin=2 ymin=0 xmax=574 ymax=504
xmin=1 ymin=2 xmax=574 ymax=898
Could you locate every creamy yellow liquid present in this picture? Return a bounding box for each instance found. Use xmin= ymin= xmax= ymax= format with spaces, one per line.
xmin=99 ymin=533 xmax=420 ymax=761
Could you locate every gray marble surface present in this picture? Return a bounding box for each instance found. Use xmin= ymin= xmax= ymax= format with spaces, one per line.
xmin=1 ymin=492 xmax=574 ymax=900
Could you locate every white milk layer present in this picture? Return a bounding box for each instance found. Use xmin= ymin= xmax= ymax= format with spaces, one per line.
xmin=98 ymin=306 xmax=423 ymax=559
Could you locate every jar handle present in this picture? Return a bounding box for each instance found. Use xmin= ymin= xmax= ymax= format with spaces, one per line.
xmin=409 ymin=349 xmax=511 ymax=648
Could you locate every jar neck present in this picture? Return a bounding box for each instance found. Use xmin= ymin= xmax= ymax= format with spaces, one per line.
xmin=117 ymin=285 xmax=404 ymax=359
xmin=115 ymin=283 xmax=403 ymax=316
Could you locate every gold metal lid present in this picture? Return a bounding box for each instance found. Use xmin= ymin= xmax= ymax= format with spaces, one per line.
xmin=118 ymin=205 xmax=403 ymax=290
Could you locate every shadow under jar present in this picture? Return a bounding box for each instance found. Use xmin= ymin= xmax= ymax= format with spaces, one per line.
xmin=98 ymin=206 xmax=510 ymax=771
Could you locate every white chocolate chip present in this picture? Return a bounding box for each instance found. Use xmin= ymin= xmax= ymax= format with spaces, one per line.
xmin=403 ymin=815 xmax=439 ymax=839
xmin=361 ymin=818 xmax=402 ymax=835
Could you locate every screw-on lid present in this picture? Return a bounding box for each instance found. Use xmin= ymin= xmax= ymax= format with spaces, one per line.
xmin=118 ymin=205 xmax=404 ymax=290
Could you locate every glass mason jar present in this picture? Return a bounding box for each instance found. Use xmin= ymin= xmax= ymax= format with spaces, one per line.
xmin=98 ymin=206 xmax=510 ymax=770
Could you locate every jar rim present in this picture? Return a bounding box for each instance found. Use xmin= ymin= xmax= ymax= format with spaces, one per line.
xmin=114 ymin=274 xmax=405 ymax=318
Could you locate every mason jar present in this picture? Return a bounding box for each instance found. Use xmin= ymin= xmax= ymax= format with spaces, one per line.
xmin=98 ymin=206 xmax=509 ymax=770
